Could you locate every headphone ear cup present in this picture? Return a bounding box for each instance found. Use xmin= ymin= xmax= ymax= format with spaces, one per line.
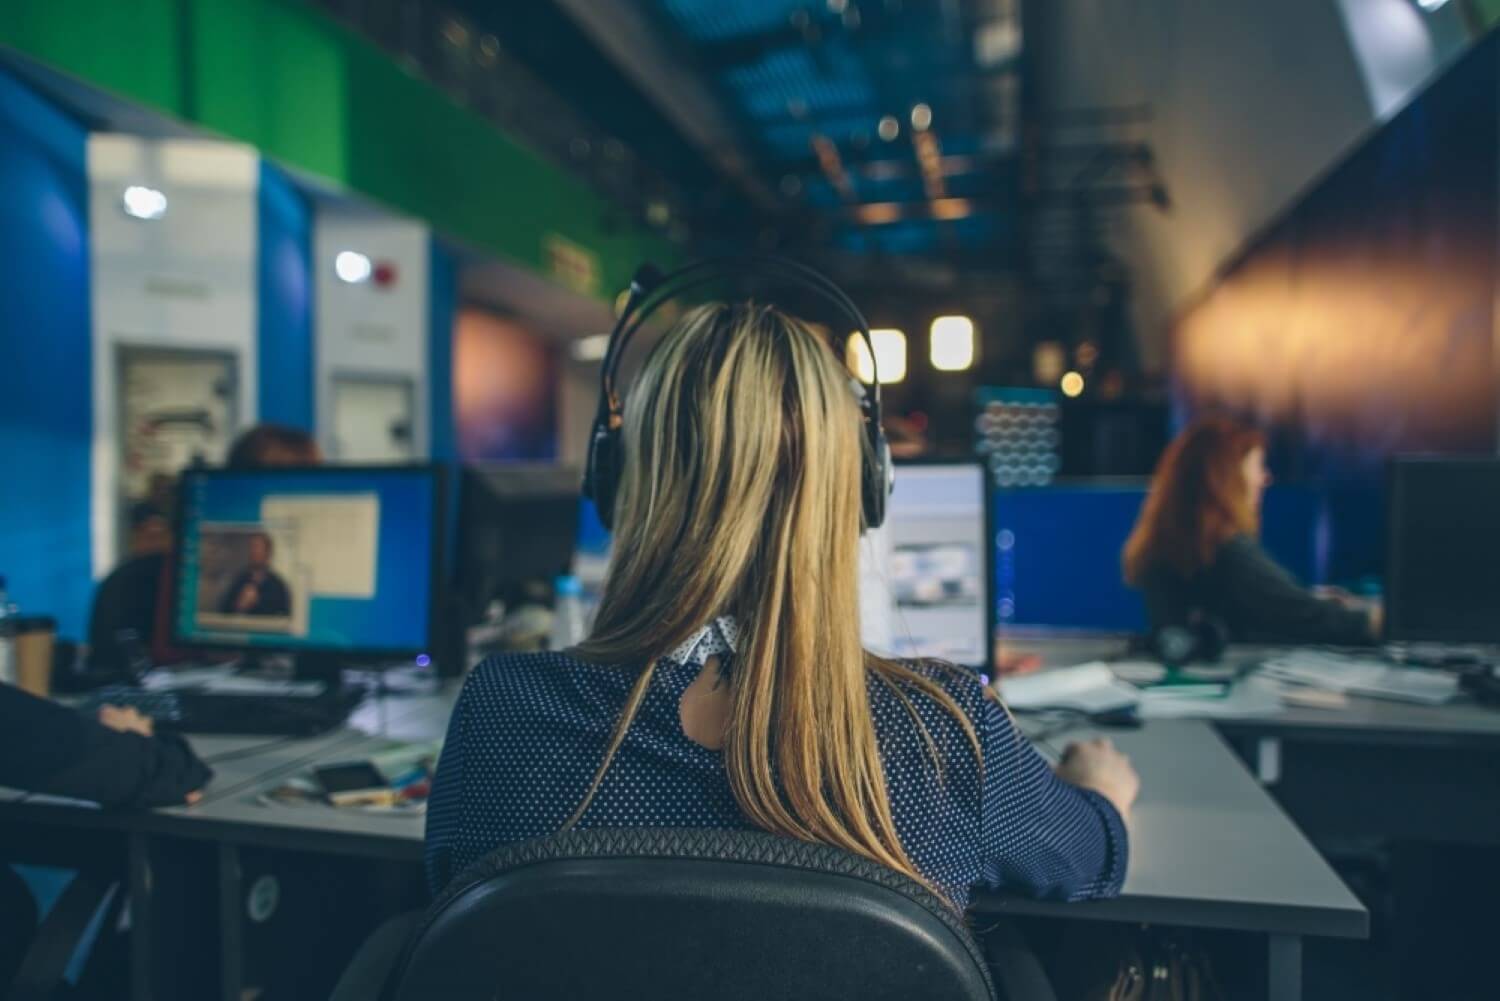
xmin=585 ymin=426 xmax=622 ymax=531
xmin=1196 ymin=616 xmax=1229 ymax=663
xmin=862 ymin=425 xmax=893 ymax=530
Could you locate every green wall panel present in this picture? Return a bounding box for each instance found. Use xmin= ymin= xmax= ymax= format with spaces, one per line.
xmin=0 ymin=0 xmax=672 ymax=301
xmin=0 ymin=0 xmax=185 ymax=115
xmin=191 ymin=0 xmax=350 ymax=181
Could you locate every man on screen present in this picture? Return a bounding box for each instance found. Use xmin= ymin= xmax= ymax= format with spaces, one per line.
xmin=218 ymin=532 xmax=292 ymax=617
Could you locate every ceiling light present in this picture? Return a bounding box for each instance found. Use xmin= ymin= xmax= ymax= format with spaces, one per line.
xmin=1416 ymin=0 xmax=1450 ymax=10
xmin=854 ymin=201 xmax=903 ymax=225
xmin=910 ymin=103 xmax=933 ymax=131
xmin=878 ymin=115 xmax=900 ymax=142
xmin=1060 ymin=371 xmax=1085 ymax=398
xmin=121 ymin=185 xmax=167 ymax=220
xmin=930 ymin=316 xmax=975 ymax=372
xmin=930 ymin=197 xmax=974 ymax=220
xmin=334 ymin=251 xmax=373 ymax=284
xmin=571 ymin=333 xmax=610 ymax=363
xmin=846 ymin=329 xmax=907 ymax=384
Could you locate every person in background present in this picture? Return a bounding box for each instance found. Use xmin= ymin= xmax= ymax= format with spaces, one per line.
xmin=0 ymin=683 xmax=211 ymax=987
xmin=217 ymin=532 xmax=292 ymax=617
xmin=126 ymin=500 xmax=173 ymax=557
xmin=1123 ymin=414 xmax=1380 ymax=645
xmin=427 ymin=302 xmax=1135 ymax=917
xmin=224 ymin=424 xmax=324 ymax=471
xmin=87 ymin=424 xmax=320 ymax=670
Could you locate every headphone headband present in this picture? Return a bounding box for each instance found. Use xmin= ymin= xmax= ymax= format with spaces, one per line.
xmin=584 ymin=255 xmax=893 ymax=531
xmin=599 ymin=254 xmax=883 ymax=423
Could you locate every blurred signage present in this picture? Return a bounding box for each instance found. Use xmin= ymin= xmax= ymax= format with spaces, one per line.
xmin=544 ymin=234 xmax=600 ymax=297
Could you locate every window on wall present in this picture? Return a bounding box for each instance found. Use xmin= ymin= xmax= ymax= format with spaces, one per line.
xmin=453 ymin=307 xmax=558 ymax=461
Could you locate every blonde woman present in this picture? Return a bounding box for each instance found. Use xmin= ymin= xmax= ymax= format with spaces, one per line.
xmin=425 ymin=302 xmax=1135 ymax=910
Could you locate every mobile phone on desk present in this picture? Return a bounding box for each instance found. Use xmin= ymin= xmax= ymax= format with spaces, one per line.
xmin=313 ymin=761 xmax=394 ymax=807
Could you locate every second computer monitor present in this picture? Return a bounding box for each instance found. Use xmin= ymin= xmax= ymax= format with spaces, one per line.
xmin=1386 ymin=457 xmax=1500 ymax=644
xmin=173 ymin=466 xmax=440 ymax=657
xmin=861 ymin=460 xmax=994 ymax=670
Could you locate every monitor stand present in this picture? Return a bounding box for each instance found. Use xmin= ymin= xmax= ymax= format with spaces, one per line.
xmin=292 ymin=652 xmax=351 ymax=690
xmin=234 ymin=650 xmax=349 ymax=691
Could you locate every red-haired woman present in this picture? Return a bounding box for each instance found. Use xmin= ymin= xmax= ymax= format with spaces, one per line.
xmin=1123 ymin=415 xmax=1379 ymax=645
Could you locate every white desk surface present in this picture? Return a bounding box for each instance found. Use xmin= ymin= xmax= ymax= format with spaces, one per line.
xmin=981 ymin=719 xmax=1367 ymax=937
xmin=996 ymin=633 xmax=1500 ymax=744
xmin=146 ymin=687 xmax=1368 ymax=938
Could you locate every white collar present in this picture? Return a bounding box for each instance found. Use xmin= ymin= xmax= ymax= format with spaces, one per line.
xmin=662 ymin=616 xmax=739 ymax=666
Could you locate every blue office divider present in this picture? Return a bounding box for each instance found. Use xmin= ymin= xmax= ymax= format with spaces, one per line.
xmin=257 ymin=161 xmax=314 ymax=430
xmin=0 ymin=70 xmax=92 ymax=637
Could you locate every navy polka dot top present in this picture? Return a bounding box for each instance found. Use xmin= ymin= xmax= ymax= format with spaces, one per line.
xmin=424 ymin=620 xmax=1128 ymax=909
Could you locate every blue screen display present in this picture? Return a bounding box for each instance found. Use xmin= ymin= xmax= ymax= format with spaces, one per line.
xmin=995 ymin=483 xmax=1335 ymax=633
xmin=175 ymin=468 xmax=436 ymax=653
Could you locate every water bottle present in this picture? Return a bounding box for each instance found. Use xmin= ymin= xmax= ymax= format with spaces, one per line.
xmin=0 ymin=576 xmax=17 ymax=686
xmin=550 ymin=575 xmax=586 ymax=651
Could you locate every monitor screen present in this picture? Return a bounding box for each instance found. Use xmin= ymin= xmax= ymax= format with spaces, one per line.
xmin=1385 ymin=458 xmax=1500 ymax=643
xmin=860 ymin=461 xmax=993 ymax=669
xmin=173 ymin=466 xmax=439 ymax=654
xmin=456 ymin=465 xmax=580 ymax=614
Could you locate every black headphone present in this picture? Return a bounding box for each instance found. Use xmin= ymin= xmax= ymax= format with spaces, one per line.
xmin=1150 ymin=615 xmax=1230 ymax=665
xmin=581 ymin=255 xmax=894 ymax=532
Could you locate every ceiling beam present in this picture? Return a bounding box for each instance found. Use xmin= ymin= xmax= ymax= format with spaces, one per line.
xmin=547 ymin=0 xmax=779 ymax=211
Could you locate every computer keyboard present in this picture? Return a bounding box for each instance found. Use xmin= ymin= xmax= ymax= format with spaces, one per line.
xmin=1258 ymin=652 xmax=1461 ymax=705
xmin=79 ymin=684 xmax=362 ymax=736
xmin=80 ymin=686 xmax=187 ymax=724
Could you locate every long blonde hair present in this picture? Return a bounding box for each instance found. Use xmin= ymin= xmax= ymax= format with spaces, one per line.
xmin=570 ymin=302 xmax=978 ymax=899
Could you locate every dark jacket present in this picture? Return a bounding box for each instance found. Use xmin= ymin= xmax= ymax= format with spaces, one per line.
xmin=217 ymin=568 xmax=292 ymax=617
xmin=87 ymin=553 xmax=167 ymax=668
xmin=1136 ymin=534 xmax=1373 ymax=646
xmin=0 ymin=684 xmax=212 ymax=808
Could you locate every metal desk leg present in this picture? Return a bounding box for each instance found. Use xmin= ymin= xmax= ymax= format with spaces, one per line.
xmin=1268 ymin=934 xmax=1302 ymax=1001
xmin=128 ymin=835 xmax=152 ymax=1001
xmin=1256 ymin=737 xmax=1282 ymax=785
xmin=218 ymin=843 xmax=244 ymax=1001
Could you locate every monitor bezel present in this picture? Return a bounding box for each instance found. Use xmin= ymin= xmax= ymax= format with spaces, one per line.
xmin=170 ymin=463 xmax=446 ymax=660
xmin=888 ymin=456 xmax=997 ymax=674
xmin=1384 ymin=455 xmax=1500 ymax=645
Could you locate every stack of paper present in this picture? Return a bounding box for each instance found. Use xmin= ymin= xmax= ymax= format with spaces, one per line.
xmin=997 ymin=662 xmax=1141 ymax=713
xmin=1136 ymin=675 xmax=1284 ymax=719
xmin=1258 ymin=651 xmax=1459 ymax=705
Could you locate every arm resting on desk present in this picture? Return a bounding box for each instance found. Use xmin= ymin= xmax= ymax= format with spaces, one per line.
xmin=0 ymin=685 xmax=212 ymax=808
xmin=978 ymin=700 xmax=1129 ymax=902
xmin=1215 ymin=537 xmax=1373 ymax=646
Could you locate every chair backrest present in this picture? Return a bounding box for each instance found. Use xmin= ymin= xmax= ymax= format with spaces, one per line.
xmin=386 ymin=827 xmax=997 ymax=1001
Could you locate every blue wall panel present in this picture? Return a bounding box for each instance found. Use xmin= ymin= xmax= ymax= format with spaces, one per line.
xmin=257 ymin=161 xmax=314 ymax=430
xmin=0 ymin=70 xmax=92 ymax=637
xmin=428 ymin=240 xmax=457 ymax=463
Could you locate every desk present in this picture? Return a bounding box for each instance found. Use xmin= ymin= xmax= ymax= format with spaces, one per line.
xmin=976 ymin=720 xmax=1365 ymax=1000
xmin=5 ymin=688 xmax=1364 ymax=1001
xmin=995 ymin=634 xmax=1500 ymax=842
xmin=996 ymin=633 xmax=1500 ymax=748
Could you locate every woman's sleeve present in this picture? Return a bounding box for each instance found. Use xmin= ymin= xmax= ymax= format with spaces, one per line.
xmin=423 ymin=680 xmax=471 ymax=895
xmin=0 ymin=684 xmax=211 ymax=809
xmin=975 ymin=698 xmax=1129 ymax=901
xmin=1219 ymin=537 xmax=1374 ymax=645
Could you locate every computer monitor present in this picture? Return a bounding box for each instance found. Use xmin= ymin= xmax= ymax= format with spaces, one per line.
xmin=860 ymin=460 xmax=994 ymax=670
xmin=172 ymin=465 xmax=442 ymax=659
xmin=1385 ymin=457 xmax=1500 ymax=644
xmin=455 ymin=465 xmax=581 ymax=616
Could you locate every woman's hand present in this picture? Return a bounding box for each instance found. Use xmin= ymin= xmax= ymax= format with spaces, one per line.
xmin=1055 ymin=738 xmax=1140 ymax=821
xmin=98 ymin=705 xmax=155 ymax=738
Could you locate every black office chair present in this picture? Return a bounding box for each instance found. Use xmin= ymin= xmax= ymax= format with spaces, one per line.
xmin=332 ymin=827 xmax=1050 ymax=1001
